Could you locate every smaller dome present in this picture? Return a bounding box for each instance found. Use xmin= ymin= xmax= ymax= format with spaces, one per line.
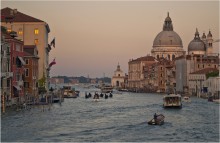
xmin=188 ymin=28 xmax=206 ymax=52
xmin=188 ymin=39 xmax=206 ymax=52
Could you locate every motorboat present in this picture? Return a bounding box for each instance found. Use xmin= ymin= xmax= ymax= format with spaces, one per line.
xmin=62 ymin=86 xmax=78 ymax=98
xmin=148 ymin=114 xmax=165 ymax=125
xmin=101 ymin=85 xmax=113 ymax=93
xmin=163 ymin=94 xmax=182 ymax=108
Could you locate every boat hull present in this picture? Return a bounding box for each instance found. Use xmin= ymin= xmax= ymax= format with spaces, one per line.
xmin=148 ymin=114 xmax=165 ymax=125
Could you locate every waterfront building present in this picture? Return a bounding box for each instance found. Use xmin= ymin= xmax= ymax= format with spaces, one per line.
xmin=175 ymin=55 xmax=187 ymax=93
xmin=155 ymin=58 xmax=174 ymax=93
xmin=111 ymin=63 xmax=125 ymax=89
xmin=151 ymin=12 xmax=185 ymax=60
xmin=206 ymin=76 xmax=220 ymax=99
xmin=1 ymin=30 xmax=13 ymax=107
xmin=70 ymin=78 xmax=80 ymax=84
xmin=143 ymin=62 xmax=158 ymax=92
xmin=1 ymin=7 xmax=52 ymax=91
xmin=3 ymin=29 xmax=25 ymax=104
xmin=128 ymin=56 xmax=156 ymax=91
xmin=188 ymin=68 xmax=219 ymax=97
xmin=23 ymin=45 xmax=39 ymax=102
xmin=175 ymin=54 xmax=219 ymax=94
xmin=50 ymin=78 xmax=64 ymax=85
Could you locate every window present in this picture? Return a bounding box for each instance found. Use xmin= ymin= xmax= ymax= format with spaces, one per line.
xmin=13 ymin=57 xmax=15 ymax=65
xmin=24 ymin=82 xmax=29 ymax=88
xmin=170 ymin=40 xmax=172 ymax=45
xmin=198 ymin=64 xmax=200 ymax=68
xmin=34 ymin=29 xmax=39 ymax=35
xmin=7 ymin=28 xmax=12 ymax=33
xmin=172 ymin=55 xmax=175 ymax=60
xmin=16 ymin=44 xmax=20 ymax=51
xmin=25 ymin=59 xmax=29 ymax=65
xmin=25 ymin=68 xmax=29 ymax=77
xmin=34 ymin=39 xmax=38 ymax=45
xmin=18 ymin=28 xmax=23 ymax=35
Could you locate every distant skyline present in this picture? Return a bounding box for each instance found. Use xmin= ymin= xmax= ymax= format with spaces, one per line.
xmin=1 ymin=1 xmax=219 ymax=78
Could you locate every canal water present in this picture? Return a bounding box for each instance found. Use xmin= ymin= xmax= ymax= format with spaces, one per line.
xmin=1 ymin=89 xmax=219 ymax=142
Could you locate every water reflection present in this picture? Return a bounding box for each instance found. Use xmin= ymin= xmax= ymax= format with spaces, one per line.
xmin=1 ymin=90 xmax=219 ymax=142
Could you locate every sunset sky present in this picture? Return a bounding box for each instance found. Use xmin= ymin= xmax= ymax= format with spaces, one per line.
xmin=1 ymin=0 xmax=219 ymax=78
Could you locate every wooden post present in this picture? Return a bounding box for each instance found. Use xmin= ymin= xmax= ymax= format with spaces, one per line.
xmin=2 ymin=94 xmax=5 ymax=113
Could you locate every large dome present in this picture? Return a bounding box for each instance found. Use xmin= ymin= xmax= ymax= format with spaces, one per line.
xmin=152 ymin=12 xmax=183 ymax=48
xmin=188 ymin=28 xmax=206 ymax=52
xmin=153 ymin=31 xmax=183 ymax=47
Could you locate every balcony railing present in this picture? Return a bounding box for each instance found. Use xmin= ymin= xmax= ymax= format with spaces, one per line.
xmin=1 ymin=72 xmax=13 ymax=78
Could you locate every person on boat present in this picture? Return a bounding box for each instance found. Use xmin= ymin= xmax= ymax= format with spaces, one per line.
xmin=154 ymin=113 xmax=157 ymax=121
xmin=109 ymin=92 xmax=113 ymax=98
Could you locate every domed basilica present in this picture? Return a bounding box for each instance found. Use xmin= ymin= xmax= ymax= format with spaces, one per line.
xmin=151 ymin=13 xmax=185 ymax=60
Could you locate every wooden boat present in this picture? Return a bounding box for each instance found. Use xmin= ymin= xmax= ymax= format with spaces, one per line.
xmin=163 ymin=94 xmax=182 ymax=108
xmin=148 ymin=114 xmax=165 ymax=125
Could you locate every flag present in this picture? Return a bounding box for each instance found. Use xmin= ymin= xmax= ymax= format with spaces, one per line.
xmin=49 ymin=58 xmax=56 ymax=68
xmin=50 ymin=38 xmax=55 ymax=48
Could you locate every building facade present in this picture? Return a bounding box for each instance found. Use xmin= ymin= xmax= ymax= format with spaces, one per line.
xmin=1 ymin=32 xmax=13 ymax=108
xmin=188 ymin=68 xmax=218 ymax=97
xmin=128 ymin=56 xmax=156 ymax=91
xmin=111 ymin=64 xmax=125 ymax=89
xmin=23 ymin=45 xmax=39 ymax=101
xmin=4 ymin=31 xmax=25 ymax=104
xmin=1 ymin=7 xmax=51 ymax=91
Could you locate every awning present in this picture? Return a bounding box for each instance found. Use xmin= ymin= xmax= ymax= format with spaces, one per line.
xmin=13 ymin=85 xmax=21 ymax=91
xmin=18 ymin=56 xmax=25 ymax=65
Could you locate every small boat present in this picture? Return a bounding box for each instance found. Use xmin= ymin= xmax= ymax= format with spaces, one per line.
xmin=62 ymin=86 xmax=78 ymax=98
xmin=101 ymin=85 xmax=113 ymax=93
xmin=163 ymin=94 xmax=182 ymax=108
xmin=148 ymin=114 xmax=165 ymax=125
xmin=183 ymin=96 xmax=191 ymax=102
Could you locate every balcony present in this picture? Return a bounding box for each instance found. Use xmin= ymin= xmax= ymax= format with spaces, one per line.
xmin=1 ymin=72 xmax=13 ymax=78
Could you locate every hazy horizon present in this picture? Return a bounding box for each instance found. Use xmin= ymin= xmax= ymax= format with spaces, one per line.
xmin=1 ymin=1 xmax=219 ymax=78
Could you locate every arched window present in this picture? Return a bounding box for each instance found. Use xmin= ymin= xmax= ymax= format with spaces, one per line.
xmin=157 ymin=55 xmax=159 ymax=59
xmin=168 ymin=54 xmax=170 ymax=60
xmin=172 ymin=54 xmax=175 ymax=60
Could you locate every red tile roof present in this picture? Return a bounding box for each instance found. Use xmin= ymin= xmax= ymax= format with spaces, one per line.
xmin=190 ymin=68 xmax=219 ymax=74
xmin=129 ymin=55 xmax=156 ymax=63
xmin=1 ymin=7 xmax=44 ymax=22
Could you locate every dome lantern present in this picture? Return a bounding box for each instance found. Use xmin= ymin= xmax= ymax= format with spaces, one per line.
xmin=163 ymin=12 xmax=173 ymax=31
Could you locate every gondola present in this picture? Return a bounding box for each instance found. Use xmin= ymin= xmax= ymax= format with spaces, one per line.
xmin=148 ymin=114 xmax=165 ymax=125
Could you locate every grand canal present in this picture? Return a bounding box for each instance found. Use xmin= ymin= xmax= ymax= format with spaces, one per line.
xmin=1 ymin=87 xmax=219 ymax=142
